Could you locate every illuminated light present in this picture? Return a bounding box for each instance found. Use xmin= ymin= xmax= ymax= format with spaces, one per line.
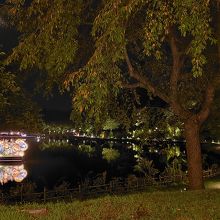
xmin=0 ymin=139 xmax=28 ymax=157
xmin=21 ymin=133 xmax=27 ymax=137
xmin=0 ymin=165 xmax=27 ymax=184
xmin=36 ymin=136 xmax=41 ymax=142
xmin=0 ymin=144 xmax=4 ymax=154
xmin=18 ymin=152 xmax=25 ymax=157
xmin=15 ymin=139 xmax=28 ymax=151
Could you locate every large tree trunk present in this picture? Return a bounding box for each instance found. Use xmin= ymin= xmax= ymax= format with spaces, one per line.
xmin=184 ymin=120 xmax=204 ymax=190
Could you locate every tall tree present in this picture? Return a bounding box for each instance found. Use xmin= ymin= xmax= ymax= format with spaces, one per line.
xmin=4 ymin=0 xmax=220 ymax=189
xmin=67 ymin=0 xmax=220 ymax=190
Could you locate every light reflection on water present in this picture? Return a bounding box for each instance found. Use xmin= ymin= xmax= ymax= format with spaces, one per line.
xmin=0 ymin=138 xmax=28 ymax=184
xmin=0 ymin=139 xmax=28 ymax=157
xmin=0 ymin=135 xmax=219 ymax=187
xmin=0 ymin=164 xmax=27 ymax=185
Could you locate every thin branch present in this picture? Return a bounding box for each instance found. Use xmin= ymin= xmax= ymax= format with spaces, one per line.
xmin=124 ymin=48 xmax=170 ymax=103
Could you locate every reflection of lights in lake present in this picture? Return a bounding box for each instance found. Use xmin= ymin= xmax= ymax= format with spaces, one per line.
xmin=0 ymin=139 xmax=28 ymax=157
xmin=0 ymin=164 xmax=27 ymax=184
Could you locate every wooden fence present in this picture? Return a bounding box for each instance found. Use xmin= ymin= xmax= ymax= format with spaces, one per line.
xmin=1 ymin=168 xmax=219 ymax=204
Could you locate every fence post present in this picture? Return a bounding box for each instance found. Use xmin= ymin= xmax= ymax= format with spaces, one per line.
xmin=20 ymin=184 xmax=23 ymax=203
xmin=44 ymin=187 xmax=46 ymax=202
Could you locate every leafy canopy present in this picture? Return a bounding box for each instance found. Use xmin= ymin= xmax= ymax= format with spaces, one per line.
xmin=5 ymin=0 xmax=219 ymax=130
xmin=6 ymin=0 xmax=82 ymax=91
xmin=70 ymin=0 xmax=217 ymax=129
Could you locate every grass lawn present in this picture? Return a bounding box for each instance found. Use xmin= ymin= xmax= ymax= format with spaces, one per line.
xmin=205 ymin=176 xmax=220 ymax=189
xmin=0 ymin=189 xmax=219 ymax=220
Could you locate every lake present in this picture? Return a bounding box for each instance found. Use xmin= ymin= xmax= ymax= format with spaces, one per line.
xmin=0 ymin=135 xmax=219 ymax=191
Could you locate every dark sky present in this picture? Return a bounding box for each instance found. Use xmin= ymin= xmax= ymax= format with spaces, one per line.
xmin=34 ymin=89 xmax=72 ymax=112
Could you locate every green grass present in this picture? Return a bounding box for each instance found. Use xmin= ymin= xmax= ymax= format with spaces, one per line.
xmin=0 ymin=189 xmax=219 ymax=220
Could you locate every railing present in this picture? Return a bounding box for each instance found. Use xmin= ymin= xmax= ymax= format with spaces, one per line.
xmin=1 ymin=168 xmax=219 ymax=204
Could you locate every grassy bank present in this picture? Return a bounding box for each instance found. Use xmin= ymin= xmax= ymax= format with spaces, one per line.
xmin=0 ymin=189 xmax=219 ymax=220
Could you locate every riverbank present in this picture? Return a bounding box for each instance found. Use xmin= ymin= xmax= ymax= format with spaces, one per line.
xmin=1 ymin=189 xmax=219 ymax=220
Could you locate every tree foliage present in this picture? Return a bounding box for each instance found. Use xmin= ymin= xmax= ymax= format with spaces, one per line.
xmin=0 ymin=52 xmax=19 ymax=109
xmin=4 ymin=1 xmax=220 ymax=125
xmin=64 ymin=0 xmax=219 ymax=131
xmin=3 ymin=0 xmax=220 ymax=189
xmin=0 ymin=53 xmax=43 ymax=132
xmin=102 ymin=148 xmax=120 ymax=163
xmin=134 ymin=158 xmax=159 ymax=180
xmin=5 ymin=0 xmax=83 ymax=91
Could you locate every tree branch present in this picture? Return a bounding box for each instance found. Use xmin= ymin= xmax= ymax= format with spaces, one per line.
xmin=169 ymin=32 xmax=181 ymax=101
xmin=169 ymin=30 xmax=193 ymax=120
xmin=196 ymin=83 xmax=215 ymax=124
xmin=124 ymin=48 xmax=170 ymax=103
xmin=121 ymin=82 xmax=144 ymax=89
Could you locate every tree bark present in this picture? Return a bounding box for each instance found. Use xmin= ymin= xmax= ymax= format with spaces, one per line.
xmin=184 ymin=119 xmax=204 ymax=190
